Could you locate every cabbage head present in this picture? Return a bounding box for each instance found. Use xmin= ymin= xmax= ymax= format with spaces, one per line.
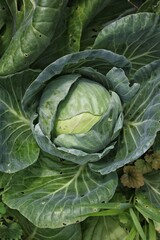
xmin=22 ymin=49 xmax=143 ymax=166
xmin=40 ymin=77 xmax=123 ymax=153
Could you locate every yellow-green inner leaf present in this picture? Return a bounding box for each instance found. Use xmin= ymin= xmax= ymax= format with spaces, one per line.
xmin=55 ymin=112 xmax=101 ymax=135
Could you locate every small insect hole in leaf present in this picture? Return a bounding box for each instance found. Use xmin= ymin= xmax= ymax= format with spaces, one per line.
xmin=17 ymin=0 xmax=23 ymax=11
xmin=0 ymin=24 xmax=6 ymax=36
xmin=92 ymin=28 xmax=98 ymax=32
xmin=33 ymin=117 xmax=38 ymax=125
xmin=63 ymin=223 xmax=66 ymax=226
xmin=21 ymin=191 xmax=24 ymax=194
xmin=101 ymin=201 xmax=105 ymax=203
xmin=67 ymin=0 xmax=75 ymax=7
xmin=6 ymin=216 xmax=14 ymax=221
xmin=135 ymin=197 xmax=138 ymax=202
xmin=60 ymin=171 xmax=63 ymax=174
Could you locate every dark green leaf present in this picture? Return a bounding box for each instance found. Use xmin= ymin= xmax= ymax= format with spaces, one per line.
xmin=0 ymin=202 xmax=6 ymax=215
xmin=2 ymin=152 xmax=117 ymax=228
xmin=0 ymin=70 xmax=40 ymax=173
xmin=0 ymin=222 xmax=23 ymax=240
xmin=31 ymin=5 xmax=70 ymax=69
xmin=9 ymin=208 xmax=82 ymax=240
xmin=82 ymin=216 xmax=128 ymax=240
xmin=93 ymin=13 xmax=160 ymax=75
xmin=0 ymin=1 xmax=13 ymax=57
xmin=152 ymin=132 xmax=160 ymax=151
xmin=0 ymin=0 xmax=67 ymax=75
xmin=139 ymin=170 xmax=160 ymax=208
xmin=5 ymin=0 xmax=35 ymax=31
xmin=66 ymin=0 xmax=113 ymax=52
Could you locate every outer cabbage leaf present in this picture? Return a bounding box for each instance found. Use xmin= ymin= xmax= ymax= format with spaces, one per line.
xmin=0 ymin=0 xmax=42 ymax=58
xmin=31 ymin=4 xmax=70 ymax=70
xmin=82 ymin=216 xmax=128 ymax=240
xmin=66 ymin=0 xmax=113 ymax=52
xmin=0 ymin=0 xmax=67 ymax=75
xmin=93 ymin=13 xmax=160 ymax=75
xmin=135 ymin=186 xmax=160 ymax=239
xmin=8 ymin=208 xmax=82 ymax=240
xmin=33 ymin=124 xmax=115 ymax=165
xmin=0 ymin=1 xmax=13 ymax=57
xmin=90 ymin=60 xmax=160 ymax=174
xmin=135 ymin=192 xmax=160 ymax=223
xmin=5 ymin=0 xmax=35 ymax=31
xmin=2 ymin=153 xmax=117 ymax=229
xmin=0 ymin=70 xmax=40 ymax=173
xmin=106 ymin=67 xmax=140 ymax=102
xmin=138 ymin=170 xmax=160 ymax=209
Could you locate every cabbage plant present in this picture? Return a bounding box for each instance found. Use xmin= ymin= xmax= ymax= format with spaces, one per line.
xmin=0 ymin=0 xmax=160 ymax=237
xmin=22 ymin=49 xmax=140 ymax=166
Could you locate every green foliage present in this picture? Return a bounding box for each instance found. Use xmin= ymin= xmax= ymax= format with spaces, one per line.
xmin=2 ymin=152 xmax=117 ymax=228
xmin=0 ymin=223 xmax=23 ymax=240
xmin=0 ymin=202 xmax=23 ymax=240
xmin=0 ymin=0 xmax=160 ymax=239
xmin=82 ymin=216 xmax=128 ymax=240
xmin=0 ymin=70 xmax=40 ymax=173
xmin=9 ymin=208 xmax=82 ymax=240
xmin=93 ymin=13 xmax=160 ymax=76
xmin=0 ymin=0 xmax=67 ymax=75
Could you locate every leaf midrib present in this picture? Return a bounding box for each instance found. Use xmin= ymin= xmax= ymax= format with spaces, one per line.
xmin=0 ymin=98 xmax=29 ymax=125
